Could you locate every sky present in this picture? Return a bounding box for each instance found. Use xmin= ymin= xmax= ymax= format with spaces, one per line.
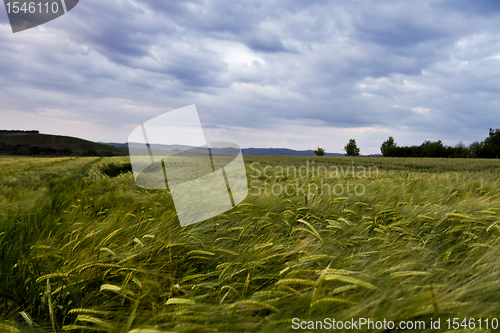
xmin=1 ymin=0 xmax=499 ymax=155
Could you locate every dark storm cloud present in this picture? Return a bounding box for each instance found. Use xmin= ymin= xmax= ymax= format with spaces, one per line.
xmin=69 ymin=1 xmax=174 ymax=63
xmin=1 ymin=0 xmax=500 ymax=152
xmin=351 ymin=2 xmax=451 ymax=48
xmin=134 ymin=0 xmax=294 ymax=53
xmin=443 ymin=0 xmax=500 ymax=15
xmin=245 ymin=34 xmax=290 ymax=54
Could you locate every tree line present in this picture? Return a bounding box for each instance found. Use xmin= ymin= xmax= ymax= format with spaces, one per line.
xmin=314 ymin=128 xmax=500 ymax=158
xmin=0 ymin=130 xmax=39 ymax=133
xmin=381 ymin=128 xmax=500 ymax=158
xmin=0 ymin=143 xmax=118 ymax=157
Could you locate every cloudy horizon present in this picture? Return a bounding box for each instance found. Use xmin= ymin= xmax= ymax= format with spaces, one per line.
xmin=1 ymin=0 xmax=499 ymax=154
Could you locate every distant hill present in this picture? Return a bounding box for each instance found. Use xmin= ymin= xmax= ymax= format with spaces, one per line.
xmin=242 ymin=148 xmax=381 ymax=157
xmin=101 ymin=142 xmax=196 ymax=152
xmin=0 ymin=132 xmax=380 ymax=158
xmin=0 ymin=130 xmax=127 ymax=156
xmin=241 ymin=148 xmax=344 ymax=156
xmin=102 ymin=142 xmax=346 ymax=157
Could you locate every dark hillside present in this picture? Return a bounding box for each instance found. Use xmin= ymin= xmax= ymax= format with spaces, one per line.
xmin=0 ymin=130 xmax=127 ymax=156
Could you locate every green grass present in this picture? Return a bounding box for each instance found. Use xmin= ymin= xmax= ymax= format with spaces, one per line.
xmin=1 ymin=156 xmax=500 ymax=332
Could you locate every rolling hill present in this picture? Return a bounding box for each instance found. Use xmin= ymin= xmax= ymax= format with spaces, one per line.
xmin=0 ymin=130 xmax=127 ymax=156
xmin=102 ymin=142 xmax=347 ymax=157
xmin=0 ymin=131 xmax=378 ymax=157
xmin=102 ymin=142 xmax=381 ymax=157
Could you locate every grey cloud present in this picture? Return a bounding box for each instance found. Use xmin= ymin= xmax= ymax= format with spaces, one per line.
xmin=1 ymin=0 xmax=500 ymax=153
xmin=443 ymin=0 xmax=500 ymax=16
xmin=244 ymin=33 xmax=290 ymax=54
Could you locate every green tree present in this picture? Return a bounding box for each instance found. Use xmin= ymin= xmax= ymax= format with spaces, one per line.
xmin=420 ymin=140 xmax=447 ymax=157
xmin=468 ymin=141 xmax=482 ymax=158
xmin=314 ymin=147 xmax=325 ymax=156
xmin=344 ymin=139 xmax=360 ymax=156
xmin=452 ymin=141 xmax=468 ymax=158
xmin=380 ymin=136 xmax=397 ymax=157
xmin=484 ymin=128 xmax=500 ymax=158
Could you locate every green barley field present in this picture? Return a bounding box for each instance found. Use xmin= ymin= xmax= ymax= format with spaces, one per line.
xmin=1 ymin=156 xmax=500 ymax=332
